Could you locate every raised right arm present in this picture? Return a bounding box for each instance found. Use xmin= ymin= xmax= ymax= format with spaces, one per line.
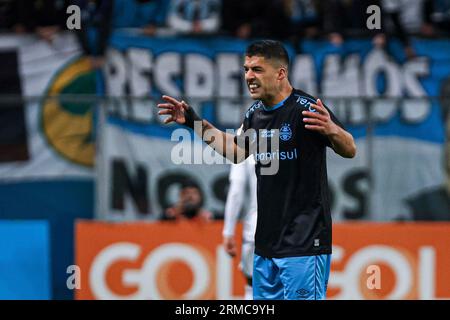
xmin=157 ymin=95 xmax=248 ymax=163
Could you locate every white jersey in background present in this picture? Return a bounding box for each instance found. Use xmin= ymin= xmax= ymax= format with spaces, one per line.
xmin=223 ymin=155 xmax=257 ymax=285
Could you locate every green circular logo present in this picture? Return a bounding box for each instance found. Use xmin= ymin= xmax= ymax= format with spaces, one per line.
xmin=41 ymin=57 xmax=96 ymax=167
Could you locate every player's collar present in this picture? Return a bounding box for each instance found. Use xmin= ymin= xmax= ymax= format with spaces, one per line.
xmin=262 ymin=94 xmax=290 ymax=112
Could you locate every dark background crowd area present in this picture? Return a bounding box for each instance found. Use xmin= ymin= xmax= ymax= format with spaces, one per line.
xmin=0 ymin=0 xmax=449 ymax=59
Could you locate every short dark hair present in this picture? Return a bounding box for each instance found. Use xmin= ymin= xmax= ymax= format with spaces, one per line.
xmin=179 ymin=179 xmax=204 ymax=207
xmin=180 ymin=179 xmax=200 ymax=190
xmin=245 ymin=40 xmax=289 ymax=68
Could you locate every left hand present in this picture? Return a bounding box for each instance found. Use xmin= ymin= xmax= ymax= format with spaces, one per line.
xmin=223 ymin=236 xmax=237 ymax=257
xmin=302 ymin=99 xmax=339 ymax=137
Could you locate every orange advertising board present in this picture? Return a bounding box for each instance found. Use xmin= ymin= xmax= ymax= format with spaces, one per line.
xmin=75 ymin=220 xmax=245 ymax=300
xmin=76 ymin=221 xmax=450 ymax=300
xmin=329 ymin=223 xmax=450 ymax=299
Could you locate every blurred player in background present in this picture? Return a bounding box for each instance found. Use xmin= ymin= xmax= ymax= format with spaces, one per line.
xmin=158 ymin=40 xmax=356 ymax=300
xmin=222 ymin=144 xmax=257 ymax=300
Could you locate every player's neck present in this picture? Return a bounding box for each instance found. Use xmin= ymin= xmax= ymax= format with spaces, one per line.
xmin=263 ymin=83 xmax=293 ymax=108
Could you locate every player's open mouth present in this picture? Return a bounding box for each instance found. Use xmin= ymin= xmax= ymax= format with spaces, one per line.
xmin=248 ymin=83 xmax=260 ymax=93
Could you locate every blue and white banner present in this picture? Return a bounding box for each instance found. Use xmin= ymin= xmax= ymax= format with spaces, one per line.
xmin=99 ymin=33 xmax=449 ymax=221
xmin=0 ymin=33 xmax=95 ymax=178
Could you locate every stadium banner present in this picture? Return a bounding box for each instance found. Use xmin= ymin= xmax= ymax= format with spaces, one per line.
xmin=75 ymin=220 xmax=245 ymax=300
xmin=0 ymin=33 xmax=96 ymax=299
xmin=0 ymin=220 xmax=51 ymax=299
xmin=99 ymin=33 xmax=449 ymax=221
xmin=75 ymin=221 xmax=450 ymax=300
xmin=0 ymin=32 xmax=95 ymax=178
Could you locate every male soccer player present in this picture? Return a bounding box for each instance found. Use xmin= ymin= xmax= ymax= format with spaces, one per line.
xmin=158 ymin=40 xmax=356 ymax=300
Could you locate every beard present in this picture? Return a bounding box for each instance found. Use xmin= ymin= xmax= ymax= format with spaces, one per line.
xmin=182 ymin=202 xmax=201 ymax=218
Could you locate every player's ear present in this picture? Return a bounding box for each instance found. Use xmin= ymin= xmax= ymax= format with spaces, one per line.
xmin=278 ymin=67 xmax=287 ymax=81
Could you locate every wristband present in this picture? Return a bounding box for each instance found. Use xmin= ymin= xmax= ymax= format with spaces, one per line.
xmin=183 ymin=101 xmax=202 ymax=129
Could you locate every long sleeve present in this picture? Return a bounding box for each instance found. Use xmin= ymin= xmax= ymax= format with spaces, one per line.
xmin=222 ymin=161 xmax=248 ymax=237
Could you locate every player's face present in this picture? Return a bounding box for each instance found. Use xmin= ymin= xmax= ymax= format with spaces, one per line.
xmin=244 ymin=55 xmax=280 ymax=101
